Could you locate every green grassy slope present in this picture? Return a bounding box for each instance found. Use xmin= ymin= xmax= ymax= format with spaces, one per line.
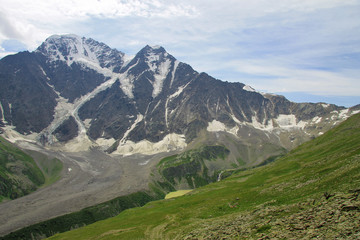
xmin=153 ymin=145 xmax=230 ymax=192
xmin=0 ymin=136 xmax=45 ymax=201
xmin=48 ymin=113 xmax=360 ymax=239
xmin=24 ymin=150 xmax=63 ymax=187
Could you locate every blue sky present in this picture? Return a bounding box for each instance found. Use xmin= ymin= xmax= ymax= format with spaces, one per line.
xmin=0 ymin=0 xmax=359 ymax=107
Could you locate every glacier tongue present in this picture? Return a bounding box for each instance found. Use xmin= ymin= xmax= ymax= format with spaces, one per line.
xmin=120 ymin=114 xmax=144 ymax=144
xmin=39 ymin=71 xmax=119 ymax=147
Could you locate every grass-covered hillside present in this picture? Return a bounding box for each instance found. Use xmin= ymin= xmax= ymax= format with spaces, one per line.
xmin=152 ymin=145 xmax=230 ymax=194
xmin=0 ymin=136 xmax=62 ymax=202
xmin=0 ymin=136 xmax=45 ymax=201
xmin=48 ymin=113 xmax=360 ymax=239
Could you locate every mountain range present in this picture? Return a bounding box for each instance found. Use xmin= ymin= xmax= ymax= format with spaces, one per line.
xmin=0 ymin=34 xmax=358 ymax=164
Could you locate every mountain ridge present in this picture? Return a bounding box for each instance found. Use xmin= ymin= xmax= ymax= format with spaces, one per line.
xmin=0 ymin=34 xmax=359 ymax=162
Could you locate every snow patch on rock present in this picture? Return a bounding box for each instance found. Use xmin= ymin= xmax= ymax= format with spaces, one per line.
xmin=275 ymin=114 xmax=306 ymax=130
xmin=120 ymin=114 xmax=144 ymax=144
xmin=138 ymin=160 xmax=151 ymax=166
xmin=170 ymin=60 xmax=179 ymax=88
xmin=339 ymin=109 xmax=349 ymax=119
xmin=95 ymin=137 xmax=116 ymax=148
xmin=207 ymin=120 xmax=239 ymax=136
xmin=230 ymin=114 xmax=242 ymax=125
xmin=83 ymin=119 xmax=92 ymax=129
xmin=312 ymin=116 xmax=322 ymax=124
xmin=207 ymin=120 xmax=227 ymax=132
xmin=243 ymin=85 xmax=256 ymax=92
xmin=118 ymin=59 xmax=140 ymax=98
xmin=145 ymin=51 xmax=160 ymax=72
xmin=113 ymin=133 xmax=186 ymax=156
xmin=352 ymin=110 xmax=360 ymax=115
xmin=276 ymin=114 xmax=296 ymax=127
xmin=250 ymin=116 xmax=274 ymax=131
xmin=1 ymin=125 xmax=38 ymax=144
xmin=152 ymin=59 xmax=171 ymax=97
xmin=0 ymin=101 xmax=6 ymax=124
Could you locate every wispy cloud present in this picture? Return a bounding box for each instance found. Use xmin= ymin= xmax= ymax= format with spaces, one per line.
xmin=0 ymin=0 xmax=199 ymax=49
xmin=225 ymin=59 xmax=360 ymax=95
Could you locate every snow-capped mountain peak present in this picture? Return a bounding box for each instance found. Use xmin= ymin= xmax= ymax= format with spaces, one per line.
xmin=37 ymin=34 xmax=99 ymax=65
xmin=141 ymin=45 xmax=169 ymax=68
xmin=36 ymin=34 xmax=126 ymax=69
xmin=143 ymin=46 xmax=173 ymax=97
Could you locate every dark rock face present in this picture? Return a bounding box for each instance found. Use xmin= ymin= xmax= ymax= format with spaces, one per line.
xmin=78 ymin=80 xmax=137 ymax=140
xmin=0 ymin=52 xmax=57 ymax=134
xmin=0 ymin=34 xmax=353 ymax=153
xmin=41 ymin=61 xmax=108 ymax=103
xmin=53 ymin=116 xmax=78 ymax=142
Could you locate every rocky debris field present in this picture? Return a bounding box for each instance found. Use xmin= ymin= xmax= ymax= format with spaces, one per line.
xmin=184 ymin=190 xmax=360 ymax=239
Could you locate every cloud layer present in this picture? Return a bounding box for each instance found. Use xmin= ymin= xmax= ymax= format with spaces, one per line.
xmin=0 ymin=0 xmax=359 ymax=106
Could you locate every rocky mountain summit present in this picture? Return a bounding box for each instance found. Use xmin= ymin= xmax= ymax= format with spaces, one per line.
xmin=0 ymin=34 xmax=359 ymax=165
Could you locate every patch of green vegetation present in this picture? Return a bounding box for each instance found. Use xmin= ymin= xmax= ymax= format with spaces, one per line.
xmin=256 ymin=224 xmax=272 ymax=233
xmin=47 ymin=114 xmax=360 ymax=240
xmin=158 ymin=146 xmax=229 ymax=169
xmin=236 ymin=157 xmax=246 ymax=166
xmin=27 ymin=150 xmax=63 ymax=187
xmin=258 ymin=154 xmax=285 ymax=167
xmin=148 ymin=183 xmax=166 ymax=199
xmin=157 ymin=145 xmax=230 ymax=189
xmin=157 ymin=154 xmax=177 ymax=167
xmin=0 ymin=136 xmax=45 ymax=201
xmin=0 ymin=195 xmax=9 ymax=202
xmin=231 ymin=163 xmax=238 ymax=168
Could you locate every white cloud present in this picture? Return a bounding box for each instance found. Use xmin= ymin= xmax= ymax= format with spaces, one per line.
xmin=0 ymin=0 xmax=359 ymax=104
xmin=0 ymin=44 xmax=16 ymax=58
xmin=0 ymin=51 xmax=16 ymax=59
xmin=0 ymin=0 xmax=199 ymax=49
xmin=222 ymin=59 xmax=360 ymax=96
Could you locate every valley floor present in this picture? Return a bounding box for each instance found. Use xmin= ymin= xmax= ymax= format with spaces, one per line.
xmin=0 ymin=141 xmax=171 ymax=236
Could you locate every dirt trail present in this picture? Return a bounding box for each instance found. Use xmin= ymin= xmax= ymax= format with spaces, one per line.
xmin=0 ymin=142 xmax=170 ymax=236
